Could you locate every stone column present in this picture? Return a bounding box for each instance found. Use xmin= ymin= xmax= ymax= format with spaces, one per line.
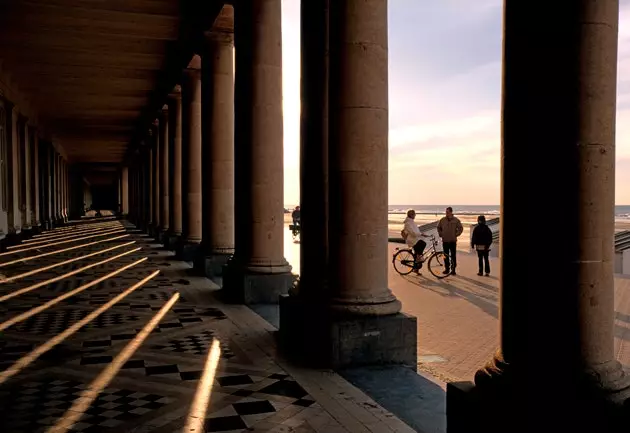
xmin=55 ymin=153 xmax=62 ymax=224
xmin=122 ymin=166 xmax=129 ymax=216
xmin=31 ymin=130 xmax=40 ymax=232
xmin=279 ymin=0 xmax=330 ymax=357
xmin=223 ymin=0 xmax=293 ymax=303
xmin=196 ymin=31 xmax=235 ymax=277
xmin=147 ymin=137 xmax=154 ymax=231
xmin=166 ymin=88 xmax=183 ymax=248
xmin=159 ymin=106 xmax=169 ymax=242
xmin=62 ymin=158 xmax=68 ymax=222
xmin=447 ymin=2 xmax=630 ymax=432
xmin=143 ymin=146 xmax=151 ymax=229
xmin=10 ymin=108 xmax=21 ymax=237
xmin=151 ymin=124 xmax=160 ymax=236
xmin=178 ymin=59 xmax=203 ymax=261
xmin=21 ymin=121 xmax=31 ymax=232
xmin=42 ymin=141 xmax=53 ymax=230
xmin=282 ymin=0 xmax=415 ymax=368
xmin=5 ymin=103 xmax=16 ymax=240
xmin=328 ymin=0 xmax=399 ymax=316
xmin=298 ymin=0 xmax=329 ymax=297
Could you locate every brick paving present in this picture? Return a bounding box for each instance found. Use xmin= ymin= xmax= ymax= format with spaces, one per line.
xmin=388 ymin=243 xmax=630 ymax=384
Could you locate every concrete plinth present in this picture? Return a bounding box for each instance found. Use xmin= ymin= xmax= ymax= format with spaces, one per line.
xmin=164 ymin=233 xmax=182 ymax=250
xmin=21 ymin=227 xmax=33 ymax=240
xmin=194 ymin=252 xmax=231 ymax=278
xmin=222 ymin=264 xmax=295 ymax=304
xmin=154 ymin=229 xmax=163 ymax=244
xmin=279 ymin=295 xmax=417 ymax=369
xmin=446 ymin=381 xmax=629 ymax=433
xmin=6 ymin=231 xmax=23 ymax=247
xmin=176 ymin=241 xmax=200 ymax=262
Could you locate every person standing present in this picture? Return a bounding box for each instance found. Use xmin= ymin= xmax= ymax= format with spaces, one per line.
xmin=471 ymin=215 xmax=493 ymax=276
xmin=437 ymin=206 xmax=463 ymax=275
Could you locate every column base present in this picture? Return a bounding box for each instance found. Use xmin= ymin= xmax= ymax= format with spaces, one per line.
xmin=193 ymin=252 xmax=232 ymax=278
xmin=153 ymin=228 xmax=163 ymax=243
xmin=222 ymin=262 xmax=296 ymax=304
xmin=21 ymin=227 xmax=34 ymax=240
xmin=6 ymin=230 xmax=23 ymax=247
xmin=164 ymin=233 xmax=182 ymax=250
xmin=31 ymin=224 xmax=42 ymax=235
xmin=176 ymin=241 xmax=201 ymax=262
xmin=278 ymin=294 xmax=417 ymax=369
xmin=157 ymin=229 xmax=170 ymax=245
xmin=447 ymin=380 xmax=630 ymax=433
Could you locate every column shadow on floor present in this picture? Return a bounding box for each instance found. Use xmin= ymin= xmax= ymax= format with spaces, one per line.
xmin=249 ymin=304 xmax=446 ymax=433
xmin=340 ymin=366 xmax=446 ymax=433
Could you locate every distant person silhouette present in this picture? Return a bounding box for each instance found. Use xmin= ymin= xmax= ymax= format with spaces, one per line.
xmin=437 ymin=206 xmax=463 ymax=275
xmin=471 ymin=215 xmax=493 ymax=276
xmin=292 ymin=206 xmax=301 ymax=226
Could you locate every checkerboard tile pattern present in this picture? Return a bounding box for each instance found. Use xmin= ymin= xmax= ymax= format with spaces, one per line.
xmin=0 ymin=220 xmax=409 ymax=433
xmin=0 ymin=377 xmax=171 ymax=432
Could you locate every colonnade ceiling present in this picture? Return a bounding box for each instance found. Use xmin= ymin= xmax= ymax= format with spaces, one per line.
xmin=0 ymin=0 xmax=231 ymax=165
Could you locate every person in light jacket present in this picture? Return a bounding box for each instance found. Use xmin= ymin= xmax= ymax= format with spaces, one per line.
xmin=471 ymin=215 xmax=493 ymax=276
xmin=402 ymin=209 xmax=431 ymax=272
xmin=437 ymin=207 xmax=463 ymax=275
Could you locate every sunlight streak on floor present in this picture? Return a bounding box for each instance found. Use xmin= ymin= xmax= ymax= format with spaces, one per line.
xmin=0 ymin=247 xmax=142 ymax=303
xmin=32 ymin=221 xmax=119 ymax=237
xmin=0 ymin=257 xmax=147 ymax=332
xmin=46 ymin=292 xmax=180 ymax=433
xmin=0 ymin=234 xmax=131 ymax=268
xmin=0 ymin=240 xmax=136 ymax=283
xmin=0 ymin=269 xmax=161 ymax=386
xmin=183 ymin=339 xmax=222 ymax=433
xmin=22 ymin=223 xmax=122 ymax=244
xmin=0 ymin=228 xmax=127 ymax=256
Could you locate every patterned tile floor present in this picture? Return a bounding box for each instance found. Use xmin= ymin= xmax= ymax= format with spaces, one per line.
xmin=0 ymin=219 xmax=416 ymax=433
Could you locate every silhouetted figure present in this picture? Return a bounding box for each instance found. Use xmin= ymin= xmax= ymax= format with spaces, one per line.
xmin=471 ymin=215 xmax=493 ymax=276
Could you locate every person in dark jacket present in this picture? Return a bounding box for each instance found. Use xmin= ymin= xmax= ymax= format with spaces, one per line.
xmin=471 ymin=215 xmax=493 ymax=276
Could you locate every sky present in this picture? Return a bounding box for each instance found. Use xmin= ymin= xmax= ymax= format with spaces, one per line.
xmin=281 ymin=0 xmax=630 ymax=206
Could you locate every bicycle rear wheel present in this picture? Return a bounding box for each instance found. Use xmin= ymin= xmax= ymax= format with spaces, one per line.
xmin=428 ymin=252 xmax=451 ymax=279
xmin=392 ymin=249 xmax=415 ymax=275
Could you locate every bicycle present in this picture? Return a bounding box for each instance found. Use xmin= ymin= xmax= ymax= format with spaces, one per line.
xmin=289 ymin=222 xmax=300 ymax=241
xmin=392 ymin=235 xmax=452 ymax=279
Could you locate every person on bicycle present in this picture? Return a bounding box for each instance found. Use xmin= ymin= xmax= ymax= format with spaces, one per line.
xmin=402 ymin=209 xmax=430 ymax=271
xmin=292 ymin=206 xmax=301 ymax=226
xmin=471 ymin=215 xmax=493 ymax=276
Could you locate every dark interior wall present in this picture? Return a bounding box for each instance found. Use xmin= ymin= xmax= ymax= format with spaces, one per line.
xmin=90 ymin=184 xmax=117 ymax=210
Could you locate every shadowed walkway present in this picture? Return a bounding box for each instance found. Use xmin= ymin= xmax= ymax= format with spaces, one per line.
xmin=0 ymin=219 xmax=415 ymax=433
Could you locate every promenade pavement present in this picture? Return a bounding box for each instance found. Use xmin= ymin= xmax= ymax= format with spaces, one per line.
xmin=388 ymin=243 xmax=630 ymax=384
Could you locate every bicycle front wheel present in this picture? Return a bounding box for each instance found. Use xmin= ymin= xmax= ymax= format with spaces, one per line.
xmin=428 ymin=252 xmax=451 ymax=279
xmin=392 ymin=249 xmax=415 ymax=275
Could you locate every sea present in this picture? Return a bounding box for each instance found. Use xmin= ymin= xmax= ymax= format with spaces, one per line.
xmin=387 ymin=205 xmax=630 ymax=221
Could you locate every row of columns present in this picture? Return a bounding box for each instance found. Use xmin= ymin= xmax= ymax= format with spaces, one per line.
xmin=126 ymin=0 xmax=413 ymax=368
xmin=0 ymin=96 xmax=70 ymax=248
xmin=127 ymin=34 xmax=241 ymax=275
xmin=127 ymin=6 xmax=630 ymax=429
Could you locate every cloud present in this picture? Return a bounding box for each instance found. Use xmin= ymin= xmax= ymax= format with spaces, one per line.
xmin=282 ymin=1 xmax=630 ymax=205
